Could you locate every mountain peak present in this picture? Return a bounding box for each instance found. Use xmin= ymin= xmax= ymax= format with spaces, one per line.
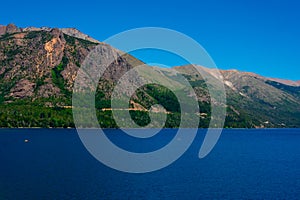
xmin=0 ymin=24 xmax=100 ymax=44
xmin=0 ymin=23 xmax=20 ymax=35
xmin=60 ymin=28 xmax=100 ymax=43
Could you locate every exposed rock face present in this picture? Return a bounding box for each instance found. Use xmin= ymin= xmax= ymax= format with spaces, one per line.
xmin=9 ymin=79 xmax=35 ymax=98
xmin=44 ymin=29 xmax=66 ymax=67
xmin=22 ymin=27 xmax=52 ymax=32
xmin=0 ymin=24 xmax=137 ymax=101
xmin=6 ymin=24 xmax=20 ymax=34
xmin=60 ymin=28 xmax=100 ymax=43
xmin=37 ymin=83 xmax=61 ymax=98
xmin=1 ymin=24 xmax=99 ymax=43
xmin=0 ymin=24 xmax=20 ymax=35
xmin=0 ymin=25 xmax=6 ymax=35
xmin=0 ymin=24 xmax=97 ymax=100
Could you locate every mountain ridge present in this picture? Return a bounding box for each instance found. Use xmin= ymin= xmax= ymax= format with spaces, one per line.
xmin=0 ymin=23 xmax=101 ymax=44
xmin=1 ymin=24 xmax=300 ymax=128
xmin=1 ymin=23 xmax=298 ymax=83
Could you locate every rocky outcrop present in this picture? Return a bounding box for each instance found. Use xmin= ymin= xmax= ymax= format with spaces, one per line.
xmin=0 ymin=24 xmax=98 ymax=100
xmin=37 ymin=82 xmax=61 ymax=98
xmin=1 ymin=24 xmax=99 ymax=44
xmin=44 ymin=29 xmax=66 ymax=67
xmin=60 ymin=28 xmax=100 ymax=43
xmin=9 ymin=79 xmax=35 ymax=98
xmin=0 ymin=24 xmax=138 ymax=101
xmin=6 ymin=24 xmax=20 ymax=34
xmin=0 ymin=24 xmax=20 ymax=35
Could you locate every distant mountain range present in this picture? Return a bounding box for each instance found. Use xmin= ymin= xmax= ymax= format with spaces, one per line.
xmin=1 ymin=24 xmax=300 ymax=128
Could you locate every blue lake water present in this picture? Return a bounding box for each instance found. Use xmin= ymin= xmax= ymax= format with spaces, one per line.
xmin=0 ymin=128 xmax=300 ymax=199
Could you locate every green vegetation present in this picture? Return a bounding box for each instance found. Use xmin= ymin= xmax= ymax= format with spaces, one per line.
xmin=25 ymin=31 xmax=42 ymax=39
xmin=5 ymin=48 xmax=21 ymax=58
xmin=35 ymin=77 xmax=45 ymax=89
xmin=64 ymin=34 xmax=76 ymax=46
xmin=0 ymin=100 xmax=73 ymax=128
xmin=64 ymin=33 xmax=98 ymax=47
xmin=0 ymin=79 xmax=17 ymax=103
xmin=51 ymin=56 xmax=71 ymax=97
xmin=0 ymin=99 xmax=180 ymax=128
xmin=142 ymin=84 xmax=180 ymax=112
xmin=266 ymin=80 xmax=300 ymax=97
xmin=0 ymin=32 xmax=17 ymax=41
xmin=25 ymin=31 xmax=52 ymax=43
xmin=95 ymin=91 xmax=111 ymax=109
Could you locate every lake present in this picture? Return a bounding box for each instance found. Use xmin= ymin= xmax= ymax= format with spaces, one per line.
xmin=0 ymin=129 xmax=300 ymax=199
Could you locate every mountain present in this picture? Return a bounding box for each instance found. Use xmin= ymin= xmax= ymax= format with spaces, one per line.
xmin=175 ymin=66 xmax=300 ymax=127
xmin=0 ymin=24 xmax=300 ymax=128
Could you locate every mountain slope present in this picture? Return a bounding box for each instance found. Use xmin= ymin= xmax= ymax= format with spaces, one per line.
xmin=180 ymin=66 xmax=300 ymax=127
xmin=0 ymin=24 xmax=300 ymax=128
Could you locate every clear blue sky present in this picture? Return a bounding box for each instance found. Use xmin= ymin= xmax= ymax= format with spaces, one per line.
xmin=1 ymin=0 xmax=300 ymax=80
